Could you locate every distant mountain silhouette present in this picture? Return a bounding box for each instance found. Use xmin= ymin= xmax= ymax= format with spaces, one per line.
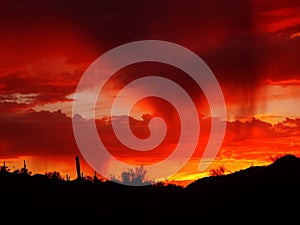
xmin=1 ymin=154 xmax=300 ymax=224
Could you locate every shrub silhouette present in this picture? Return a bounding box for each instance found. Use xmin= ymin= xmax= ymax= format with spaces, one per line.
xmin=269 ymin=153 xmax=287 ymax=162
xmin=45 ymin=171 xmax=63 ymax=180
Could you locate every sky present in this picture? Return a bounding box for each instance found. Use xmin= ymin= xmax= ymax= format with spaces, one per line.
xmin=1 ymin=0 xmax=300 ymax=186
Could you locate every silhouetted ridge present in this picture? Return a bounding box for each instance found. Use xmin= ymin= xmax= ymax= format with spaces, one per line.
xmin=1 ymin=154 xmax=300 ymax=224
xmin=186 ymin=154 xmax=300 ymax=191
xmin=271 ymin=154 xmax=300 ymax=167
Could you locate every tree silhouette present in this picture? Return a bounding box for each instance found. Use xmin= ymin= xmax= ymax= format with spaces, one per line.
xmin=112 ymin=165 xmax=153 ymax=186
xmin=209 ymin=165 xmax=228 ymax=176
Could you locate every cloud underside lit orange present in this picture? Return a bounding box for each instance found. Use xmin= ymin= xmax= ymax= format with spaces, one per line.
xmin=1 ymin=109 xmax=300 ymax=185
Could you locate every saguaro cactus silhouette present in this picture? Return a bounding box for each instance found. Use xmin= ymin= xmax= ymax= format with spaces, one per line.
xmin=75 ymin=155 xmax=81 ymax=180
xmin=0 ymin=161 xmax=9 ymax=173
xmin=21 ymin=159 xmax=29 ymax=175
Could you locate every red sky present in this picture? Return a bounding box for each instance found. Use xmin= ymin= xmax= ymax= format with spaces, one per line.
xmin=1 ymin=0 xmax=300 ymax=185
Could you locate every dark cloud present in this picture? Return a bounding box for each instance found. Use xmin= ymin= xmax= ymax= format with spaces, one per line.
xmin=0 ymin=109 xmax=77 ymax=158
xmin=0 ymin=69 xmax=82 ymax=105
xmin=1 ymin=107 xmax=300 ymax=162
xmin=0 ymin=0 xmax=255 ymax=61
xmin=0 ymin=0 xmax=300 ymax=115
xmin=225 ymin=117 xmax=300 ymax=143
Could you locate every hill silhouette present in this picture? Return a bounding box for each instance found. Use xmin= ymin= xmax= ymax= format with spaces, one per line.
xmin=0 ymin=154 xmax=300 ymax=224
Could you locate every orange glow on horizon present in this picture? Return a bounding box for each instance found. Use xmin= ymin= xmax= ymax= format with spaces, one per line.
xmin=2 ymin=115 xmax=300 ymax=187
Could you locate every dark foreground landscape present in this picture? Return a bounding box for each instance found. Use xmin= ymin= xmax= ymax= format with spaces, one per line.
xmin=1 ymin=154 xmax=300 ymax=224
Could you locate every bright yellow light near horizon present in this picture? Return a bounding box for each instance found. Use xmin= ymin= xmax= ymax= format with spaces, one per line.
xmin=254 ymin=84 xmax=300 ymax=122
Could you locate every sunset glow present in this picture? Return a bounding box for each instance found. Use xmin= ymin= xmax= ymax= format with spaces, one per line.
xmin=1 ymin=0 xmax=300 ymax=186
